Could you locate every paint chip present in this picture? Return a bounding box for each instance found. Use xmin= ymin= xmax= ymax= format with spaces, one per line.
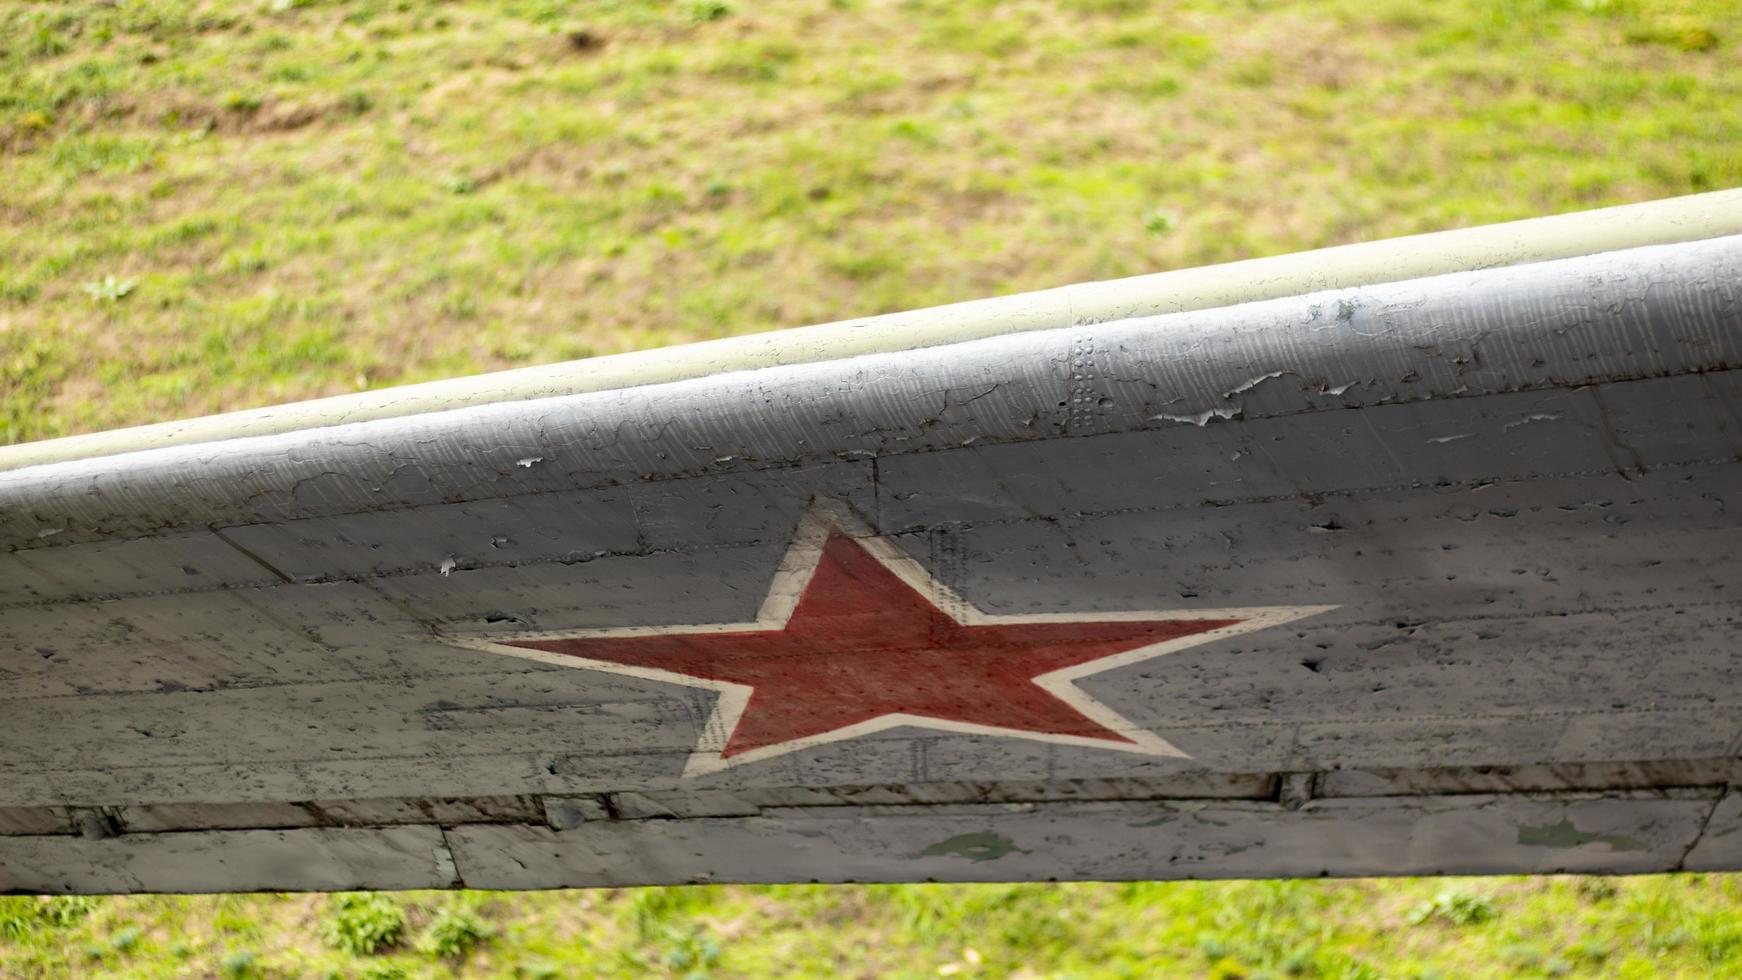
xmin=1504 ymin=413 xmax=1564 ymax=431
xmin=1152 ymin=406 xmax=1240 ymax=427
xmin=516 ymin=456 xmax=544 ymax=468
xmin=439 ymin=557 xmax=457 ymax=577
xmin=1223 ymin=371 xmax=1285 ymax=398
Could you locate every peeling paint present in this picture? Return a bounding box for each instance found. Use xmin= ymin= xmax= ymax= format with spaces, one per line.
xmin=1504 ymin=413 xmax=1564 ymax=431
xmin=1151 ymin=406 xmax=1241 ymax=427
xmin=1223 ymin=371 xmax=1286 ymax=398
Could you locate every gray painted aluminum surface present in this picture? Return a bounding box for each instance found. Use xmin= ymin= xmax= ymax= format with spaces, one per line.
xmin=2 ymin=230 xmax=1741 ymax=893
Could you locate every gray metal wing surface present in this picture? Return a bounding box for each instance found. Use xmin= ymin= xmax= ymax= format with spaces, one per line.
xmin=2 ymin=191 xmax=1741 ymax=893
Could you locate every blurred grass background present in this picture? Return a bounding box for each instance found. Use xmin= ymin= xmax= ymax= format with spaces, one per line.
xmin=2 ymin=876 xmax=1739 ymax=978
xmin=5 ymin=0 xmax=1741 ymax=445
xmin=2 ymin=0 xmax=1741 ymax=976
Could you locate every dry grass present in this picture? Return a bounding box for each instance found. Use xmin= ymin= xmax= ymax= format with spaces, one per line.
xmin=4 ymin=0 xmax=1739 ymax=443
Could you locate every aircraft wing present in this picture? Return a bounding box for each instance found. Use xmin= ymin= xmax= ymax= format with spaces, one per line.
xmin=3 ymin=191 xmax=1742 ymax=893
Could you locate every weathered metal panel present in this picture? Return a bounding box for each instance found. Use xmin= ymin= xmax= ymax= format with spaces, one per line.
xmin=115 ymin=797 xmax=540 ymax=834
xmin=1683 ymin=790 xmax=1742 ymax=873
xmin=1319 ymin=760 xmax=1741 ymax=798
xmin=0 ymin=530 xmax=281 ymax=604
xmin=8 ymin=596 xmax=1735 ymax=810
xmin=3 ymin=236 xmax=1738 ymax=547
xmin=878 ymin=377 xmax=1742 ymax=535
xmin=447 ymin=793 xmax=1714 ymax=888
xmin=220 ymin=492 xmax=646 ymax=584
xmin=0 ymin=807 xmax=70 ymax=837
xmin=0 ymin=826 xmax=456 ymax=894
xmin=0 ymin=216 xmax=1739 ymax=892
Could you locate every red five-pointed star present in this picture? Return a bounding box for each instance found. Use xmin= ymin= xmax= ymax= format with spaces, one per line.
xmin=471 ymin=503 xmax=1331 ymax=777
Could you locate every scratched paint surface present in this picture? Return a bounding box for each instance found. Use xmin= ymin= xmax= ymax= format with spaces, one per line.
xmin=1 ymin=234 xmax=1740 ymax=892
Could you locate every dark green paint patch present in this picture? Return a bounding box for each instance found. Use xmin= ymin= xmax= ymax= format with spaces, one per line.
xmin=1517 ymin=819 xmax=1649 ymax=852
xmin=919 ymin=832 xmax=1029 ymax=863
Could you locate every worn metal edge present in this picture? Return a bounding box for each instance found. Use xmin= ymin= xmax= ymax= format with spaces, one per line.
xmin=4 ymin=758 xmax=1736 ymax=838
xmin=4 ymin=787 xmax=1732 ymax=893
xmin=4 ymin=189 xmax=1739 ymax=472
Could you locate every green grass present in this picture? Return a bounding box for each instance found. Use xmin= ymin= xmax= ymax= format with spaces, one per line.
xmin=4 ymin=877 xmax=1742 ymax=978
xmin=4 ymin=0 xmax=1741 ymax=445
xmin=3 ymin=0 xmax=1741 ymax=975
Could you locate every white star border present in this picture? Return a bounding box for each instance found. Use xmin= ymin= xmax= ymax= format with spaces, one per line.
xmin=455 ymin=499 xmax=1337 ymax=778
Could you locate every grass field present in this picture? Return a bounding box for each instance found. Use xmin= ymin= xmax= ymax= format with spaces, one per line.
xmin=4 ymin=0 xmax=1742 ymax=976
xmin=5 ymin=875 xmax=1742 ymax=978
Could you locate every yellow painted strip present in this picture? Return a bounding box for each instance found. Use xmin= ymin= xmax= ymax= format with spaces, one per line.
xmin=6 ymin=189 xmax=1741 ymax=472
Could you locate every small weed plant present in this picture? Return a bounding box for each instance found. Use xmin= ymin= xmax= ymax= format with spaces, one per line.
xmin=321 ymin=892 xmax=406 ymax=956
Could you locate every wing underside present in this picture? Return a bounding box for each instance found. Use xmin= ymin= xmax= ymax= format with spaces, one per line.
xmin=3 ymin=195 xmax=1742 ymax=893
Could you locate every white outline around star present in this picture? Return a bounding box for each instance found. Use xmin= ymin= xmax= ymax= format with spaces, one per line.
xmin=458 ymin=499 xmax=1336 ymax=778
